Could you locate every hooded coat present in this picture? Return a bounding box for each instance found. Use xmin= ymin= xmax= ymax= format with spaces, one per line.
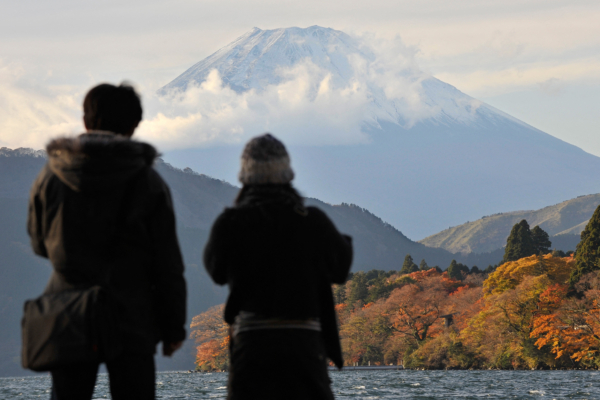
xmin=27 ymin=132 xmax=187 ymax=354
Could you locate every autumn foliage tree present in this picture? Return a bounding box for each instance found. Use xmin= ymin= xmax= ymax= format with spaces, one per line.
xmin=190 ymin=252 xmax=600 ymax=370
xmin=531 ymin=273 xmax=600 ymax=367
xmin=190 ymin=304 xmax=229 ymax=371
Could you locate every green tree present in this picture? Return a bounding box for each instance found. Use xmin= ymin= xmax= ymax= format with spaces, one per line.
xmin=366 ymin=275 xmax=395 ymax=303
xmin=333 ymin=284 xmax=347 ymax=304
xmin=484 ymin=265 xmax=497 ymax=274
xmin=447 ymin=260 xmax=469 ymax=280
xmin=503 ymin=219 xmax=535 ymax=263
xmin=419 ymin=259 xmax=429 ymax=271
xmin=347 ymin=271 xmax=369 ymax=306
xmin=531 ymin=225 xmax=552 ymax=255
xmin=569 ymin=204 xmax=600 ymax=286
xmin=471 ymin=265 xmax=481 ymax=274
xmin=552 ymin=249 xmax=566 ymax=257
xmin=400 ymin=254 xmax=419 ymax=275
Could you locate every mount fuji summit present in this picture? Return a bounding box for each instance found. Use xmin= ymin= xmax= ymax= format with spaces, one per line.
xmin=159 ymin=26 xmax=600 ymax=240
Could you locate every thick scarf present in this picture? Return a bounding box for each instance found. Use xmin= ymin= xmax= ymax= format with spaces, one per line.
xmin=235 ymin=184 xmax=306 ymax=215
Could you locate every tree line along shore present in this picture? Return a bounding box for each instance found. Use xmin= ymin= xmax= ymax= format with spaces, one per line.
xmin=190 ymin=205 xmax=600 ymax=371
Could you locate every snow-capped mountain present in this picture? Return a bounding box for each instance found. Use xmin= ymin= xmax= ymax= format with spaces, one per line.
xmin=160 ymin=26 xmax=516 ymax=130
xmin=159 ymin=26 xmax=600 ymax=239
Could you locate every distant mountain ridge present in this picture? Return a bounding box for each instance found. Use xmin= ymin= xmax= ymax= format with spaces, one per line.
xmin=419 ymin=194 xmax=600 ymax=254
xmin=158 ymin=25 xmax=600 ymax=239
xmin=1 ymin=147 xmax=503 ymax=377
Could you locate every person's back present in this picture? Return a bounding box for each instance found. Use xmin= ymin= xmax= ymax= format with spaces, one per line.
xmin=204 ymin=134 xmax=352 ymax=400
xmin=208 ymin=198 xmax=350 ymax=322
xmin=27 ymin=83 xmax=187 ymax=400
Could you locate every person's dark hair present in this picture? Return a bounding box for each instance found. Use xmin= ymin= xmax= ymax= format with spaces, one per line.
xmin=83 ymin=83 xmax=142 ymax=135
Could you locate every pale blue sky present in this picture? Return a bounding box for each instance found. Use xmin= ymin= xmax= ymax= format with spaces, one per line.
xmin=0 ymin=0 xmax=598 ymax=155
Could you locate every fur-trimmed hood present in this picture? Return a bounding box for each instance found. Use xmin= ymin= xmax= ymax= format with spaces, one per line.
xmin=46 ymin=132 xmax=158 ymax=192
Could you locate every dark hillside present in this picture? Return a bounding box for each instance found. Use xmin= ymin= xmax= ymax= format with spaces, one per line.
xmin=0 ymin=147 xmax=502 ymax=375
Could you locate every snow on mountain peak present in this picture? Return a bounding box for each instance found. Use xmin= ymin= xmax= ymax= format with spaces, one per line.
xmin=148 ymin=26 xmax=532 ymax=150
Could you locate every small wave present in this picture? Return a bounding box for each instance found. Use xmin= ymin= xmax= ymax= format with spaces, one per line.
xmin=352 ymin=385 xmax=366 ymax=389
xmin=411 ymin=383 xmax=421 ymax=387
xmin=528 ymin=390 xmax=544 ymax=396
xmin=216 ymin=386 xmax=227 ymax=390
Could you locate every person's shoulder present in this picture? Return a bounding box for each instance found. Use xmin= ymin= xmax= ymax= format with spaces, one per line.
xmin=210 ymin=207 xmax=240 ymax=231
xmin=305 ymin=206 xmax=335 ymax=226
xmin=141 ymin=165 xmax=170 ymax=193
xmin=31 ymin=163 xmax=57 ymax=192
xmin=306 ymin=206 xmax=329 ymax=219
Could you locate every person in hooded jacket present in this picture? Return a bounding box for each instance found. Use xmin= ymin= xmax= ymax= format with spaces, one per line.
xmin=27 ymin=83 xmax=187 ymax=400
xmin=204 ymin=134 xmax=353 ymax=400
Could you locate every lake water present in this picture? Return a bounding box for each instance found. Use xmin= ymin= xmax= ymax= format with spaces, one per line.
xmin=0 ymin=370 xmax=598 ymax=399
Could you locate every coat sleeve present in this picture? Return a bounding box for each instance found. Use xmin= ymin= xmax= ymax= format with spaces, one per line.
xmin=203 ymin=211 xmax=232 ymax=285
xmin=309 ymin=207 xmax=353 ymax=284
xmin=27 ymin=166 xmax=49 ymax=258
xmin=147 ymin=173 xmax=187 ymax=345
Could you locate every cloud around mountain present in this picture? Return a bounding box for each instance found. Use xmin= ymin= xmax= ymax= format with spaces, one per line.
xmin=1 ymin=28 xmax=443 ymax=151
xmin=139 ymin=27 xmax=451 ymax=150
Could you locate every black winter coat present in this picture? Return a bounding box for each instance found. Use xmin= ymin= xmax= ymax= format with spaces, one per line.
xmin=203 ymin=188 xmax=352 ymax=367
xmin=27 ymin=132 xmax=187 ymax=354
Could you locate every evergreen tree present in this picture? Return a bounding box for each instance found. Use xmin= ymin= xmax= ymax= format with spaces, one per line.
xmin=502 ymin=219 xmax=535 ymax=263
xmin=400 ymin=254 xmax=419 ymax=275
xmin=484 ymin=265 xmax=496 ymax=274
xmin=419 ymin=259 xmax=429 ymax=271
xmin=447 ymin=260 xmax=469 ymax=280
xmin=552 ymin=249 xmax=566 ymax=257
xmin=333 ymin=284 xmax=347 ymax=304
xmin=531 ymin=225 xmax=552 ymax=255
xmin=471 ymin=266 xmax=481 ymax=274
xmin=347 ymin=271 xmax=369 ymax=306
xmin=569 ymin=204 xmax=600 ymax=286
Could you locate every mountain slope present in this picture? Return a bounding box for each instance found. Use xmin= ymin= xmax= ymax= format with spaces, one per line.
xmin=159 ymin=26 xmax=600 ymax=239
xmin=1 ymin=147 xmax=497 ymax=376
xmin=419 ymin=194 xmax=600 ymax=254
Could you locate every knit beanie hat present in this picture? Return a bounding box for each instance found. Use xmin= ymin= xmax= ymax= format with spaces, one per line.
xmin=238 ymin=134 xmax=294 ymax=185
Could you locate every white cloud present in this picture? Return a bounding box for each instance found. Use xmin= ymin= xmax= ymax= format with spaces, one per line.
xmin=3 ymin=33 xmax=436 ymax=151
xmin=136 ymin=34 xmax=445 ymax=150
xmin=0 ymin=61 xmax=82 ymax=150
xmin=138 ymin=65 xmax=372 ymax=150
xmin=434 ymin=59 xmax=600 ymax=97
xmin=538 ymin=78 xmax=566 ymax=96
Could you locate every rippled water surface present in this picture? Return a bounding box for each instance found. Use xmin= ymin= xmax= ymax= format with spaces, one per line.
xmin=1 ymin=370 xmax=598 ymax=399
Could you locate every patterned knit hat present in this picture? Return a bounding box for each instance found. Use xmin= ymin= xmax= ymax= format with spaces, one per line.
xmin=238 ymin=134 xmax=294 ymax=185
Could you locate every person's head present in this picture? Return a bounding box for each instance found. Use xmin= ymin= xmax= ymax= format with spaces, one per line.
xmin=83 ymin=83 xmax=142 ymax=137
xmin=238 ymin=133 xmax=294 ymax=185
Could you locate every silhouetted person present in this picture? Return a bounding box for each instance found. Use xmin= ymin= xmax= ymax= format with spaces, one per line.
xmin=27 ymin=83 xmax=187 ymax=400
xmin=204 ymin=134 xmax=353 ymax=400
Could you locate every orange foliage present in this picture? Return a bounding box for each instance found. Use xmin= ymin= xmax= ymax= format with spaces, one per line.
xmin=189 ymin=304 xmax=229 ymax=371
xmin=407 ymin=268 xmax=440 ymax=282
xmin=484 ymin=254 xmax=576 ymax=296
xmin=385 ymin=275 xmax=450 ymax=342
xmin=195 ymin=336 xmax=229 ymax=371
xmin=189 ymin=254 xmax=600 ymax=370
xmin=531 ymin=275 xmax=600 ymax=364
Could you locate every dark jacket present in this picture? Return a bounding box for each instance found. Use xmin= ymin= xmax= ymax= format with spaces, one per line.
xmin=203 ymin=186 xmax=352 ymax=367
xmin=27 ymin=132 xmax=187 ymax=354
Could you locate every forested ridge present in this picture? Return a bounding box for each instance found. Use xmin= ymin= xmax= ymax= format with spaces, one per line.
xmin=0 ymin=149 xmax=596 ymax=374
xmin=191 ymin=215 xmax=600 ymax=371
